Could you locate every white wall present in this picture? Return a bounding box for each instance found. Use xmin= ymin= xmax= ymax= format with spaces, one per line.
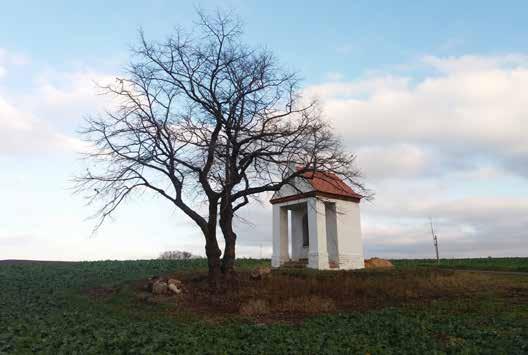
xmin=335 ymin=200 xmax=364 ymax=269
xmin=271 ymin=176 xmax=313 ymax=200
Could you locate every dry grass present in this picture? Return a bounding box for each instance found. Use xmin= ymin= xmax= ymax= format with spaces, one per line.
xmin=239 ymin=299 xmax=269 ymax=316
xmin=143 ymin=267 xmax=528 ymax=322
xmin=275 ymin=295 xmax=336 ymax=314
xmin=239 ymin=295 xmax=336 ymax=316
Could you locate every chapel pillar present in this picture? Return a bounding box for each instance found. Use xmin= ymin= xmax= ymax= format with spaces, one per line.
xmin=307 ymin=198 xmax=329 ymax=269
xmin=271 ymin=205 xmax=289 ymax=267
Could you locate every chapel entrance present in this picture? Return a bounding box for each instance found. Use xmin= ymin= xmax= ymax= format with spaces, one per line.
xmin=270 ymin=169 xmax=365 ymax=270
xmin=272 ymin=200 xmax=340 ymax=269
xmin=302 ymin=212 xmax=309 ymax=248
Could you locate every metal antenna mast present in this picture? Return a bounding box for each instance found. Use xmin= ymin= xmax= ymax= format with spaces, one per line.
xmin=430 ymin=217 xmax=439 ymax=263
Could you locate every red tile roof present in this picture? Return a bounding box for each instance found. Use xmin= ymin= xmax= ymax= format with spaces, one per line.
xmin=301 ymin=171 xmax=362 ymax=199
xmin=270 ymin=169 xmax=363 ymax=204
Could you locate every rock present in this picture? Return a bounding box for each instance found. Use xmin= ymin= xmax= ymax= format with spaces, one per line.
xmin=250 ymin=266 xmax=272 ymax=280
xmin=167 ymin=278 xmax=182 ymax=287
xmin=168 ymin=283 xmax=182 ymax=294
xmin=151 ymin=281 xmax=168 ymax=295
xmin=145 ymin=276 xmax=161 ymax=292
xmin=364 ymin=258 xmax=394 ymax=269
xmin=167 ymin=278 xmax=183 ymax=294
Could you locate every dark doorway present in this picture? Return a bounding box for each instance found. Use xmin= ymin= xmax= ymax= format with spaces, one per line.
xmin=302 ymin=212 xmax=309 ymax=247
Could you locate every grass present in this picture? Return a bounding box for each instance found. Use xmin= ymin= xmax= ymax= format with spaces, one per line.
xmin=392 ymin=257 xmax=528 ymax=272
xmin=0 ymin=258 xmax=527 ymax=354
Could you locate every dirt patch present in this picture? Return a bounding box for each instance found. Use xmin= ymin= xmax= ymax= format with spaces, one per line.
xmin=127 ymin=268 xmax=526 ymax=323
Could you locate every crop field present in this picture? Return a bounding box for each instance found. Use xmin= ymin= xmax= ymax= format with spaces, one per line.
xmin=1 ymin=258 xmax=527 ymax=354
xmin=393 ymin=257 xmax=528 ymax=272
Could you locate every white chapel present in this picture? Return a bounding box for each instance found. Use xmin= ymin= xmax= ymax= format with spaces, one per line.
xmin=270 ymin=170 xmax=364 ymax=270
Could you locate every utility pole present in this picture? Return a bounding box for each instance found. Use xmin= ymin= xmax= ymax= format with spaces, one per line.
xmin=430 ymin=217 xmax=439 ymax=263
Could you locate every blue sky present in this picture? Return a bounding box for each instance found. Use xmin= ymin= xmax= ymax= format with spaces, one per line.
xmin=1 ymin=1 xmax=527 ymax=260
xmin=4 ymin=1 xmax=528 ymax=81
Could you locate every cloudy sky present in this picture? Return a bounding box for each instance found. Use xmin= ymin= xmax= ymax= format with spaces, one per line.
xmin=1 ymin=1 xmax=527 ymax=260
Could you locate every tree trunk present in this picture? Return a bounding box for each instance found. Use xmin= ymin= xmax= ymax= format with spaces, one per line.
xmin=220 ymin=202 xmax=237 ymax=276
xmin=204 ymin=201 xmax=222 ymax=291
xmin=205 ymin=235 xmax=222 ymax=290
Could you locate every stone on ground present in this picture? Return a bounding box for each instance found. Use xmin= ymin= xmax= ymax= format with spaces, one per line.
xmin=250 ymin=266 xmax=272 ymax=280
xmin=152 ymin=280 xmax=168 ymax=295
xmin=167 ymin=278 xmax=182 ymax=287
xmin=167 ymin=279 xmax=183 ymax=294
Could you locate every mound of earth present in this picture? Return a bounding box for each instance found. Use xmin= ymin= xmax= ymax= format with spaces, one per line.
xmin=127 ymin=266 xmax=496 ymax=324
xmin=364 ymin=258 xmax=394 ymax=268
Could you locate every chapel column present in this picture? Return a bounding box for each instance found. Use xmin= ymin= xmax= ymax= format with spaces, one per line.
xmin=271 ymin=204 xmax=289 ymax=267
xmin=307 ymin=198 xmax=329 ymax=269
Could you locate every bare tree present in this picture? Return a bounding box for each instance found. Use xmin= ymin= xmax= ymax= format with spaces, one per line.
xmin=76 ymin=10 xmax=366 ymax=288
xmin=159 ymin=250 xmax=195 ymax=260
xmin=76 ymin=12 xmax=244 ymax=289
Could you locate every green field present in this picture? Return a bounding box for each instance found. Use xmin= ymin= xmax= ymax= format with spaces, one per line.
xmin=393 ymin=257 xmax=528 ymax=272
xmin=1 ymin=258 xmax=527 ymax=354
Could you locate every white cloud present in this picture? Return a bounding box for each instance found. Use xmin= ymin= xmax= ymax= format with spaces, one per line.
xmin=356 ymin=144 xmax=431 ymax=180
xmin=306 ymin=54 xmax=528 ymax=179
xmin=30 ymin=69 xmax=115 ymax=120
xmin=0 ymin=48 xmax=29 ymax=80
xmin=324 ymin=71 xmax=344 ymax=81
xmin=306 ymin=75 xmax=410 ymax=100
xmin=0 ymin=94 xmax=87 ymax=155
xmin=0 ymin=64 xmax=114 ymax=156
xmin=423 ymin=54 xmax=528 ymax=73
